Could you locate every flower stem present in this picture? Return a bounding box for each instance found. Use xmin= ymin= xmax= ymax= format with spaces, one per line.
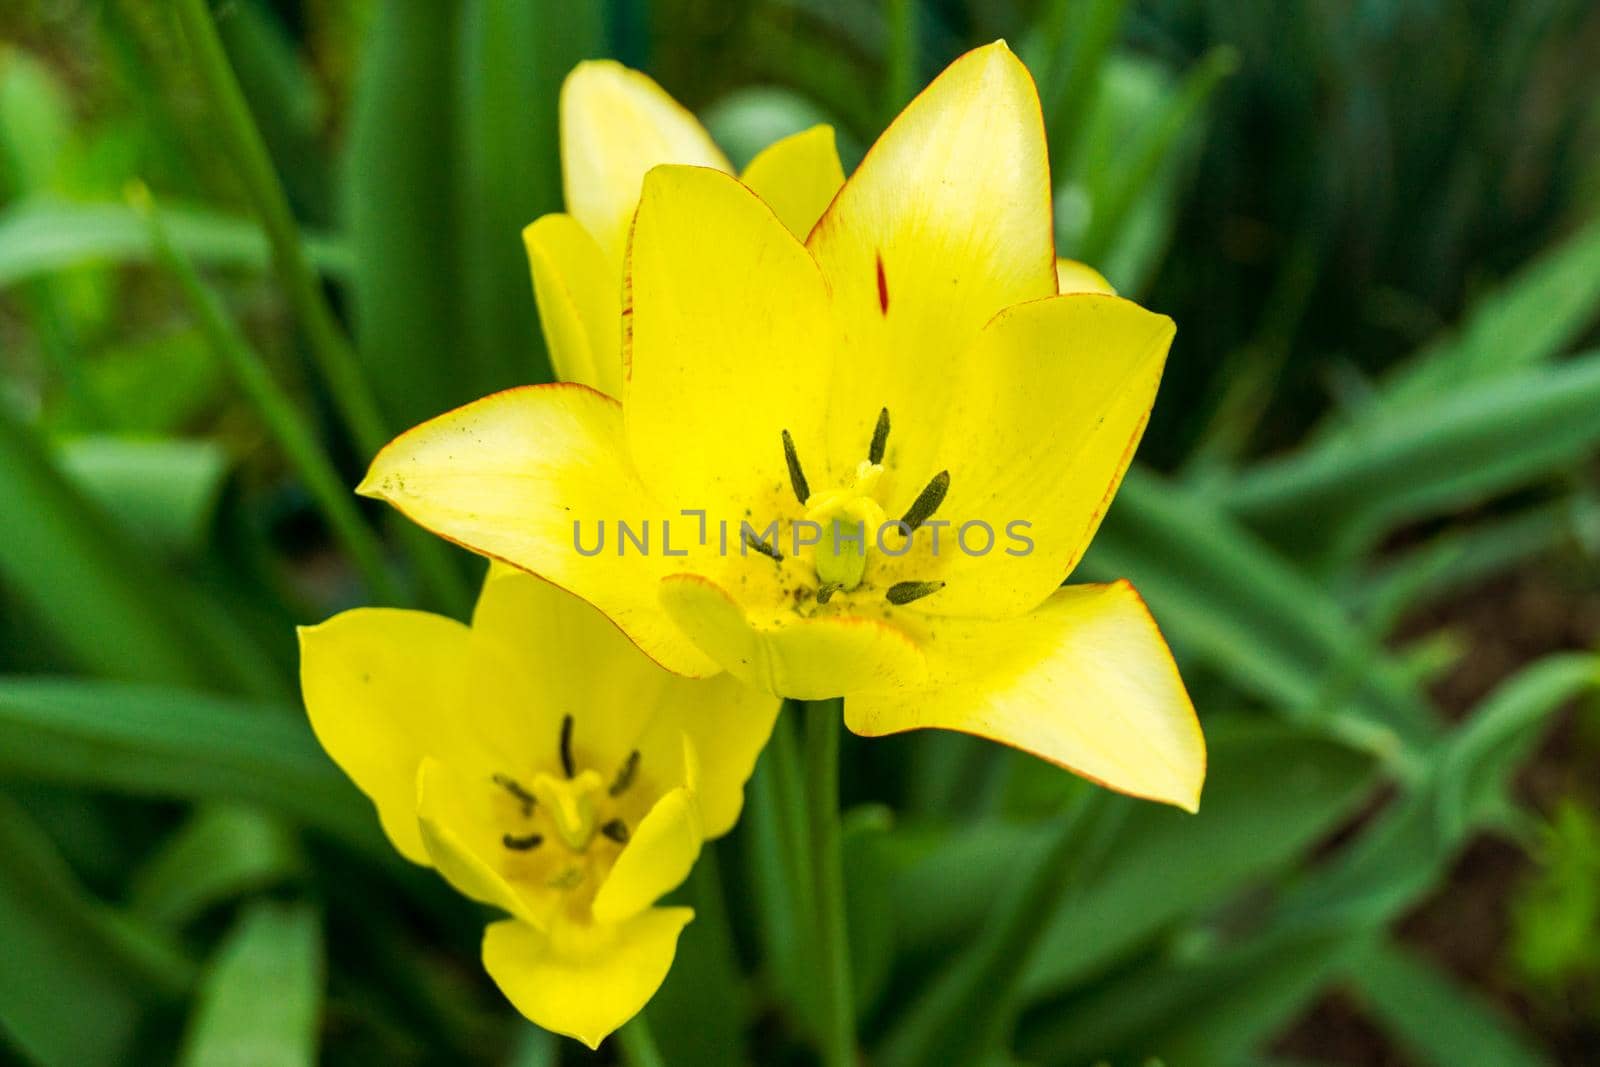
xmin=616 ymin=1013 xmax=666 ymax=1067
xmin=804 ymin=698 xmax=855 ymax=1067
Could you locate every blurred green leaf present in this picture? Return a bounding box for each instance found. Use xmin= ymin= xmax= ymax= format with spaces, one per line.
xmin=0 ymin=402 xmax=282 ymax=696
xmin=0 ymin=791 xmax=194 ymax=1067
xmin=128 ymin=805 xmax=305 ymax=928
xmin=215 ymin=0 xmax=331 ymax=223
xmin=1352 ymin=941 xmax=1553 ymax=1067
xmin=1227 ymin=350 xmax=1600 ymax=565
xmin=1084 ymin=467 xmax=1435 ymax=752
xmin=649 ymin=851 xmax=749 ymax=1067
xmin=0 ymin=197 xmax=350 ymax=290
xmin=1373 ymin=215 xmax=1600 ymax=414
xmin=346 ymin=3 xmax=465 ymax=427
xmin=1017 ymin=925 xmax=1370 ymax=1066
xmin=179 ymin=901 xmax=323 ymax=1067
xmin=57 ymin=437 xmax=230 ymax=555
xmin=455 ymin=0 xmax=601 ymax=397
xmin=0 ymin=678 xmax=379 ymax=854
xmin=702 ymin=87 xmax=853 ymax=171
xmin=48 ymin=329 xmax=225 ymax=436
xmin=1436 ymin=652 xmax=1598 ymax=840
xmin=1022 ymin=721 xmax=1377 ymax=998
xmin=1510 ymin=801 xmax=1600 ymax=990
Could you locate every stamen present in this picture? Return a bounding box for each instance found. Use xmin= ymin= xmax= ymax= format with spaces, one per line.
xmin=601 ymin=819 xmax=630 ymax=844
xmin=559 ymin=714 xmax=576 ymax=779
xmin=781 ymin=429 xmax=810 ymax=505
xmin=743 ymin=529 xmax=784 ymax=562
xmin=900 ymin=470 xmax=950 ymax=531
xmin=502 ymin=832 xmax=543 ymax=851
xmin=868 ymin=407 xmax=890 ymax=464
xmin=817 ymin=582 xmax=841 ymax=604
xmin=609 ymin=751 xmax=640 ymax=797
xmin=491 ymin=773 xmax=536 ymax=816
xmin=886 ymin=580 xmax=946 ymax=605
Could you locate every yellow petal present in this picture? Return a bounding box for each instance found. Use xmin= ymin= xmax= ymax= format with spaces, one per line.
xmin=562 ymin=60 xmax=729 ymax=272
xmin=591 ymin=785 xmax=703 ymax=925
xmin=297 ymin=608 xmax=542 ymax=865
xmin=659 ymin=573 xmax=928 ymax=699
xmin=473 ymin=568 xmax=780 ymax=837
xmin=524 ymin=213 xmax=622 ymax=396
xmin=358 ymin=383 xmax=719 ymax=677
xmin=416 ymin=758 xmax=543 ymax=923
xmin=846 ymin=581 xmax=1205 ymax=811
xmin=624 ymin=165 xmax=834 ymax=512
xmin=739 ymin=124 xmax=847 ymax=240
xmin=807 ymin=42 xmax=1056 ymax=495
xmin=1055 ymin=258 xmax=1116 ymax=295
xmin=874 ymin=293 xmax=1174 ymax=618
xmin=482 ymin=908 xmax=694 ymax=1050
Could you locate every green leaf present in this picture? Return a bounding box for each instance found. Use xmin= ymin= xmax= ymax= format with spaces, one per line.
xmin=1083 ymin=467 xmax=1436 ymax=753
xmin=0 ymin=678 xmax=380 ymax=855
xmin=56 ymin=437 xmax=230 ymax=555
xmin=0 ymin=402 xmax=282 ymax=696
xmin=1226 ymin=351 xmax=1600 ymax=564
xmin=455 ymin=0 xmax=601 ymax=396
xmin=1020 ymin=721 xmax=1377 ymax=998
xmin=1016 ymin=925 xmax=1370 ymax=1066
xmin=0 ymin=197 xmax=350 ymax=291
xmin=127 ymin=805 xmax=305 ymax=929
xmin=702 ymin=87 xmax=853 ymax=171
xmin=179 ymin=901 xmax=324 ymax=1067
xmin=1374 ymin=215 xmax=1600 ymax=412
xmin=345 ymin=2 xmax=466 ymax=428
xmin=1352 ymin=941 xmax=1553 ymax=1067
xmin=890 ymin=723 xmax=1376 ymax=1004
xmin=1436 ymin=653 xmax=1598 ymax=840
xmin=0 ymin=791 xmax=194 ymax=1067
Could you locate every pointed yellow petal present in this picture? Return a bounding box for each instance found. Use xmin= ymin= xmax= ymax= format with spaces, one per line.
xmin=740 ymin=124 xmax=847 ymax=240
xmin=297 ymin=608 xmax=539 ymax=865
xmin=416 ymin=758 xmax=543 ymax=923
xmin=659 ymin=573 xmax=928 ymax=699
xmin=874 ymin=293 xmax=1174 ymax=618
xmin=524 ymin=213 xmax=622 ymax=395
xmin=624 ymin=165 xmax=834 ymax=511
xmin=591 ymin=785 xmax=703 ymax=925
xmin=1055 ymin=258 xmax=1116 ymax=295
xmin=482 ymin=909 xmax=694 ymax=1050
xmin=807 ymin=42 xmax=1056 ymax=490
xmin=846 ymin=581 xmax=1205 ymax=811
xmin=562 ymin=60 xmax=729 ymax=272
xmin=358 ymin=383 xmax=718 ymax=677
xmin=473 ymin=568 xmax=780 ymax=837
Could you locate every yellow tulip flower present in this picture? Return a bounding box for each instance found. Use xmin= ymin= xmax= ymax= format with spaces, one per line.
xmin=298 ymin=567 xmax=779 ymax=1046
xmin=525 ymin=59 xmax=848 ymax=397
xmin=359 ymin=42 xmax=1205 ymax=812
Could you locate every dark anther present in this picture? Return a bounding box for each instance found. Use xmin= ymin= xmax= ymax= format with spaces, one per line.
xmin=817 ymin=582 xmax=841 ymax=604
xmin=886 ymin=580 xmax=946 ymax=606
xmin=868 ymin=407 xmax=890 ymax=464
xmin=900 ymin=470 xmax=950 ymax=532
xmin=743 ymin=529 xmax=784 ymax=562
xmin=492 ymin=773 xmax=536 ymax=816
xmin=609 ymin=751 xmax=640 ymax=797
xmin=559 ymin=714 xmax=576 ymax=779
xmin=601 ymin=819 xmax=630 ymax=843
xmin=502 ymin=832 xmax=543 ymax=851
xmin=781 ymin=429 xmax=810 ymax=505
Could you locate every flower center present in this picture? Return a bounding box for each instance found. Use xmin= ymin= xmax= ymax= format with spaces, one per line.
xmin=767 ymin=407 xmax=949 ymax=606
xmin=489 ymin=715 xmax=639 ymax=899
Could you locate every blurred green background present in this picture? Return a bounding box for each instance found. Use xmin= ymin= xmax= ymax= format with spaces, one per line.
xmin=2 ymin=0 xmax=1599 ymax=1064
